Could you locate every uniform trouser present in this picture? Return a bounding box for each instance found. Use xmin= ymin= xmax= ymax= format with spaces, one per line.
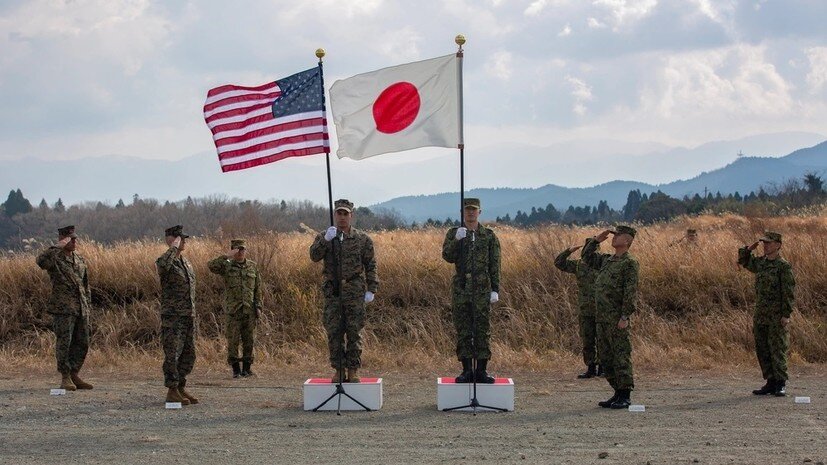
xmin=161 ymin=315 xmax=196 ymax=388
xmin=598 ymin=322 xmax=634 ymax=391
xmin=452 ymin=292 xmax=491 ymax=360
xmin=226 ymin=312 xmax=256 ymax=364
xmin=323 ymin=296 xmax=365 ymax=369
xmin=51 ymin=313 xmax=90 ymax=374
xmin=579 ymin=313 xmax=598 ymax=366
xmin=753 ymin=322 xmax=789 ymax=382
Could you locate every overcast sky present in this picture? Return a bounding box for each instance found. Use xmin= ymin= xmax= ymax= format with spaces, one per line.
xmin=1 ymin=0 xmax=825 ymax=175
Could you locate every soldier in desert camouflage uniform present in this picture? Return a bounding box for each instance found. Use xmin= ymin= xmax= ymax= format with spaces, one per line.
xmin=309 ymin=199 xmax=378 ymax=383
xmin=209 ymin=239 xmax=262 ymax=378
xmin=442 ymin=198 xmax=501 ymax=384
xmin=582 ymin=225 xmax=639 ymax=409
xmin=36 ymin=225 xmax=94 ymax=391
xmin=156 ymin=225 xmax=198 ymax=405
xmin=738 ymin=231 xmax=796 ymax=397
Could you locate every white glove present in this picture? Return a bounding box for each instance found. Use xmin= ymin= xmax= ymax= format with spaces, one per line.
xmin=364 ymin=291 xmax=375 ymax=303
xmin=455 ymin=227 xmax=467 ymax=240
xmin=324 ymin=226 xmax=338 ymax=242
xmin=490 ymin=291 xmax=499 ymax=303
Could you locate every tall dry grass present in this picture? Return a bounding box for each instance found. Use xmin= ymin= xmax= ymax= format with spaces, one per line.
xmin=1 ymin=213 xmax=826 ymax=373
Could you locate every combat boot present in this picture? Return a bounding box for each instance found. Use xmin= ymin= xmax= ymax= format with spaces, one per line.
xmin=752 ymin=379 xmax=775 ymax=395
xmin=331 ymin=367 xmax=346 ymax=383
xmin=347 ymin=367 xmax=361 ymax=383
xmin=166 ymin=387 xmax=190 ymax=405
xmin=60 ymin=373 xmax=77 ymax=391
xmin=454 ymin=358 xmax=473 ymax=383
xmin=178 ymin=380 xmax=199 ymax=404
xmin=475 ymin=359 xmax=495 ymax=384
xmin=231 ymin=362 xmax=241 ymax=379
xmin=773 ymin=380 xmax=787 ymax=397
xmin=577 ymin=363 xmax=597 ymax=379
xmin=598 ymin=390 xmax=618 ymax=408
xmin=241 ymin=361 xmax=254 ymax=377
xmin=70 ymin=371 xmax=93 ymax=390
xmin=609 ymin=389 xmax=631 ymax=409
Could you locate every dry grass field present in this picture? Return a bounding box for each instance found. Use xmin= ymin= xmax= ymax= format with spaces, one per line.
xmin=1 ymin=212 xmax=826 ymax=376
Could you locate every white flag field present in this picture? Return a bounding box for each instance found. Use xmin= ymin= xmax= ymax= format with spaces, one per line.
xmin=329 ymin=54 xmax=461 ymax=160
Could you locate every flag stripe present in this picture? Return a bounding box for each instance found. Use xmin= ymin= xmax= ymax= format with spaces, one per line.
xmin=220 ymin=139 xmax=330 ymax=166
xmin=216 ymin=123 xmax=327 ymax=153
xmin=218 ymin=132 xmax=329 ymax=160
xmin=212 ymin=111 xmax=325 ymax=139
xmin=204 ymin=68 xmax=328 ymax=173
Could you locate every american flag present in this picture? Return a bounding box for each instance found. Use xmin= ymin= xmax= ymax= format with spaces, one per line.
xmin=203 ymin=67 xmax=330 ymax=173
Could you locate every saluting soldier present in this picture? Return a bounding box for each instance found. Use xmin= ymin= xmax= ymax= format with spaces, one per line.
xmin=555 ymin=238 xmax=602 ymax=379
xmin=209 ymin=239 xmax=262 ymax=378
xmin=582 ymin=225 xmax=639 ymax=409
xmin=738 ymin=231 xmax=796 ymax=397
xmin=36 ymin=225 xmax=94 ymax=391
xmin=309 ymin=199 xmax=379 ymax=383
xmin=442 ymin=198 xmax=501 ymax=384
xmin=156 ymin=225 xmax=198 ymax=405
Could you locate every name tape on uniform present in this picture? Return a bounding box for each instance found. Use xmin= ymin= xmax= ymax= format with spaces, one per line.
xmin=794 ymin=397 xmax=811 ymax=404
xmin=628 ymin=405 xmax=645 ymax=412
xmin=50 ymin=389 xmax=66 ymax=396
xmin=165 ymin=402 xmax=183 ymax=409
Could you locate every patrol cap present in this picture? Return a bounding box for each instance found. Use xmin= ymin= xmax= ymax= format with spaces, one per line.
xmin=334 ymin=199 xmax=353 ymax=213
xmin=164 ymin=225 xmax=190 ymax=239
xmin=759 ymin=231 xmax=782 ymax=243
xmin=230 ymin=239 xmax=246 ymax=250
xmin=612 ymin=225 xmax=637 ymax=238
xmin=57 ymin=225 xmax=77 ymax=239
xmin=463 ymin=198 xmax=481 ymax=209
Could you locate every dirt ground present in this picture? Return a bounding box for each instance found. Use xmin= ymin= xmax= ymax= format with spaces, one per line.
xmin=0 ymin=364 xmax=825 ymax=465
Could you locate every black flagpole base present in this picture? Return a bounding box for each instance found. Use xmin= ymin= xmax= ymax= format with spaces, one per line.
xmin=442 ymin=395 xmax=509 ymax=414
xmin=311 ymin=381 xmax=372 ymax=415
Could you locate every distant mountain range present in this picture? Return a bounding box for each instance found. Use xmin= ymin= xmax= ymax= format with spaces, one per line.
xmin=1 ymin=132 xmax=825 ymax=223
xmin=371 ymin=141 xmax=827 ymax=222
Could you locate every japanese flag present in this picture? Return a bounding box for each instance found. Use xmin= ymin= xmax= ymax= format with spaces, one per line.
xmin=329 ymin=54 xmax=461 ymax=160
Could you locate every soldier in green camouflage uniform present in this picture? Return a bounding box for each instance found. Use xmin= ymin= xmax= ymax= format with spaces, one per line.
xmin=582 ymin=225 xmax=639 ymax=409
xmin=738 ymin=231 xmax=796 ymax=397
xmin=442 ymin=198 xmax=501 ymax=384
xmin=36 ymin=225 xmax=94 ymax=391
xmin=208 ymin=239 xmax=262 ymax=378
xmin=309 ymin=199 xmax=379 ymax=383
xmin=156 ymin=225 xmax=198 ymax=405
xmin=555 ymin=238 xmax=602 ymax=379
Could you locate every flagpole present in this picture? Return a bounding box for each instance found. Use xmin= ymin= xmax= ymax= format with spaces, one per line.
xmin=317 ymin=48 xmax=335 ymax=227
xmin=456 ymin=34 xmax=466 ymax=226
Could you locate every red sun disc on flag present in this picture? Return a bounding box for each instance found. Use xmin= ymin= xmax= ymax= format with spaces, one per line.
xmin=372 ymin=82 xmax=420 ymax=134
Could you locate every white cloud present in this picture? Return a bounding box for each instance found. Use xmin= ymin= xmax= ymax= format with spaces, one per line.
xmin=558 ymin=24 xmax=572 ymax=37
xmin=592 ymin=0 xmax=658 ymax=30
xmin=566 ymin=76 xmax=594 ymax=115
xmin=587 ymin=17 xmax=606 ymax=28
xmin=524 ymin=0 xmax=548 ymax=16
xmin=485 ymin=50 xmax=513 ymax=81
xmin=805 ymin=47 xmax=827 ymax=93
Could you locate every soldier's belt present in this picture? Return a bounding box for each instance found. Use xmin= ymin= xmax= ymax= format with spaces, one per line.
xmin=326 ymin=274 xmax=363 ymax=285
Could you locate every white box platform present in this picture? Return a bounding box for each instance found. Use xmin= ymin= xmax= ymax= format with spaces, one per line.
xmin=303 ymin=378 xmax=383 ymax=411
xmin=437 ymin=377 xmax=515 ymax=412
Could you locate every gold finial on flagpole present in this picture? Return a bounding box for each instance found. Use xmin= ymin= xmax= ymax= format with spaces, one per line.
xmin=455 ymin=34 xmax=466 ymax=51
xmin=316 ymin=48 xmax=326 ymax=61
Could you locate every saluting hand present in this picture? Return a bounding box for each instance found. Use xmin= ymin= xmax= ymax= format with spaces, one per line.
xmin=568 ymin=245 xmax=582 ymax=253
xmin=225 ymin=249 xmax=239 ymax=259
xmin=747 ymin=240 xmax=760 ymax=251
xmin=595 ymin=230 xmax=612 ymax=242
xmin=56 ymin=237 xmax=71 ymax=249
xmin=172 ymin=236 xmax=182 ymax=248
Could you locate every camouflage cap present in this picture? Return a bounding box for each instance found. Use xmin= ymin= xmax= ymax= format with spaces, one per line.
xmin=164 ymin=225 xmax=190 ymax=238
xmin=759 ymin=231 xmax=782 ymax=243
xmin=57 ymin=225 xmax=77 ymax=238
xmin=334 ymin=199 xmax=353 ymax=213
xmin=612 ymin=225 xmax=637 ymax=238
xmin=463 ymin=198 xmax=481 ymax=209
xmin=230 ymin=239 xmax=246 ymax=250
